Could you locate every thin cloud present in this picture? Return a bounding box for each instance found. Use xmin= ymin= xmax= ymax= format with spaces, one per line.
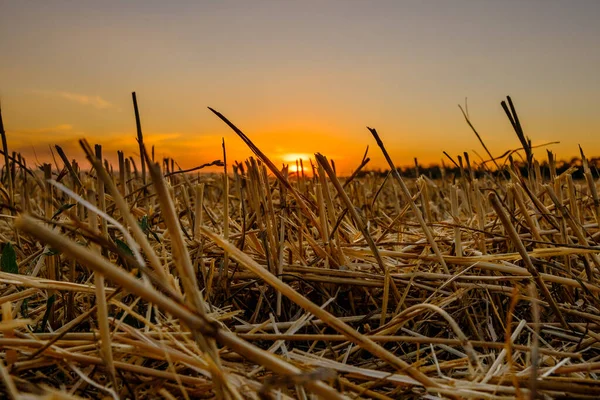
xmin=34 ymin=90 xmax=114 ymax=109
xmin=11 ymin=123 xmax=74 ymax=136
xmin=58 ymin=91 xmax=113 ymax=109
xmin=9 ymin=124 xmax=78 ymax=147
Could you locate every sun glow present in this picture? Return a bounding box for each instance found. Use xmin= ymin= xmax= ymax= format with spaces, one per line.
xmin=281 ymin=153 xmax=312 ymax=174
xmin=289 ymin=163 xmax=306 ymax=173
xmin=282 ymin=153 xmax=312 ymax=163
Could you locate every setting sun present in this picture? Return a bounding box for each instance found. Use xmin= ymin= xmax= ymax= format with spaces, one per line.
xmin=280 ymin=153 xmax=311 ymax=174
xmin=281 ymin=153 xmax=312 ymax=164
xmin=288 ymin=163 xmax=307 ymax=174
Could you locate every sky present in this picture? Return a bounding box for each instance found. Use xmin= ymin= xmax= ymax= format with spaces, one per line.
xmin=1 ymin=0 xmax=599 ymax=174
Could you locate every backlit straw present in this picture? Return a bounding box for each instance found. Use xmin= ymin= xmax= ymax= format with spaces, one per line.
xmin=2 ymin=96 xmax=600 ymax=399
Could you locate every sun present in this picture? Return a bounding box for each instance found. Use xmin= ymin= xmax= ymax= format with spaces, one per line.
xmin=281 ymin=153 xmax=312 ymax=163
xmin=281 ymin=153 xmax=312 ymax=174
xmin=289 ymin=164 xmax=305 ymax=173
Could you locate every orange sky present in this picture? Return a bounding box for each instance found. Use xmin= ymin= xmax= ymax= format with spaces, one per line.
xmin=1 ymin=1 xmax=599 ymax=175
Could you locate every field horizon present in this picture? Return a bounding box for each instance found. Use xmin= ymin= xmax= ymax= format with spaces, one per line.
xmin=2 ymin=1 xmax=600 ymax=398
xmin=1 ymin=94 xmax=600 ymax=398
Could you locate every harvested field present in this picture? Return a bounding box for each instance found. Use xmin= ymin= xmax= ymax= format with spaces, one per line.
xmin=1 ymin=96 xmax=600 ymax=399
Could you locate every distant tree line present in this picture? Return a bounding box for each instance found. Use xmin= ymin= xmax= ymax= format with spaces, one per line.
xmin=357 ymin=156 xmax=600 ymax=180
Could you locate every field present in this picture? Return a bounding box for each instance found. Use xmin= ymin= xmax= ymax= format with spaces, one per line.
xmin=1 ymin=96 xmax=600 ymax=399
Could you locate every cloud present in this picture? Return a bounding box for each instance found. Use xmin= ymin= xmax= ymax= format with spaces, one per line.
xmin=11 ymin=123 xmax=75 ymax=138
xmin=9 ymin=124 xmax=79 ymax=149
xmin=33 ymin=90 xmax=114 ymax=109
xmin=25 ymin=124 xmax=74 ymax=133
xmin=58 ymin=91 xmax=113 ymax=109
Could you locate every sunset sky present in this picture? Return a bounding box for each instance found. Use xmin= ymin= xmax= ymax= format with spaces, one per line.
xmin=1 ymin=0 xmax=599 ymax=174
